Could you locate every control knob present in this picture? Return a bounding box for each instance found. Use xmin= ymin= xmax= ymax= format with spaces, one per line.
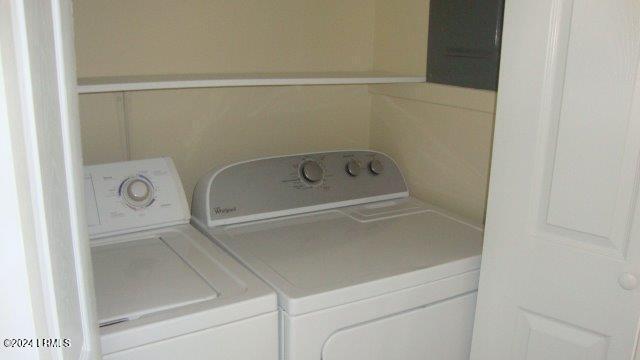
xmin=121 ymin=176 xmax=154 ymax=208
xmin=369 ymin=159 xmax=384 ymax=175
xmin=345 ymin=159 xmax=362 ymax=176
xmin=300 ymin=161 xmax=324 ymax=184
xmin=127 ymin=179 xmax=150 ymax=202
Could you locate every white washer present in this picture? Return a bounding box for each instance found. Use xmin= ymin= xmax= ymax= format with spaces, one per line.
xmin=84 ymin=157 xmax=278 ymax=360
xmin=191 ymin=150 xmax=484 ymax=360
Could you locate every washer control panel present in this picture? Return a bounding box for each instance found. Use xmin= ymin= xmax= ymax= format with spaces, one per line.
xmin=192 ymin=150 xmax=409 ymax=227
xmin=84 ymin=157 xmax=189 ymax=238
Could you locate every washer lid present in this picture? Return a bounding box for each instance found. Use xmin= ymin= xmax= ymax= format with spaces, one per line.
xmin=92 ymin=236 xmax=218 ymax=325
xmin=92 ymin=224 xmax=277 ymax=356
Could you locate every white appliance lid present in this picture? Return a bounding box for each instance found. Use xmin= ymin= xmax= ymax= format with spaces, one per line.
xmin=91 ymin=225 xmax=277 ymax=355
xmin=211 ymin=198 xmax=483 ymax=315
xmin=92 ymin=235 xmax=218 ymax=326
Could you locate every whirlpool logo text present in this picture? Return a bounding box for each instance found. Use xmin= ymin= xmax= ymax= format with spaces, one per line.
xmin=214 ymin=206 xmax=237 ymax=215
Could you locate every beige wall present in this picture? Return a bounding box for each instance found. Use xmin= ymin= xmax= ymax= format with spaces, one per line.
xmin=368 ymin=84 xmax=495 ymax=223
xmin=73 ymin=0 xmax=375 ymax=77
xmin=74 ymin=0 xmax=375 ymax=205
xmin=367 ymin=0 xmax=497 ymax=223
xmin=78 ymin=86 xmax=371 ymax=203
xmin=372 ymin=0 xmax=428 ymax=75
xmin=79 ymin=93 xmax=128 ymax=165
xmin=75 ymin=0 xmax=497 ymax=223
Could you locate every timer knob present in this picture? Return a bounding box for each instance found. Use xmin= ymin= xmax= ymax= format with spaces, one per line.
xmin=121 ymin=176 xmax=154 ymax=208
xmin=127 ymin=179 xmax=150 ymax=202
xmin=300 ymin=161 xmax=324 ymax=183
xmin=345 ymin=159 xmax=362 ymax=176
xmin=369 ymin=159 xmax=384 ymax=175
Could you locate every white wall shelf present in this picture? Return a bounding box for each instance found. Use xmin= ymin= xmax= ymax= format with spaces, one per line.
xmin=77 ymin=72 xmax=426 ymax=94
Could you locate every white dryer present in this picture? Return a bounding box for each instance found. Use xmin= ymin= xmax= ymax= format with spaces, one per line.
xmin=84 ymin=157 xmax=278 ymax=360
xmin=192 ymin=151 xmax=484 ymax=360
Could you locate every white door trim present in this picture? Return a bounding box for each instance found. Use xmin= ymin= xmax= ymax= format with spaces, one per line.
xmin=0 ymin=1 xmax=100 ymax=359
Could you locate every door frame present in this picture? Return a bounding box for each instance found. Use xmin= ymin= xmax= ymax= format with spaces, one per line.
xmin=0 ymin=0 xmax=99 ymax=359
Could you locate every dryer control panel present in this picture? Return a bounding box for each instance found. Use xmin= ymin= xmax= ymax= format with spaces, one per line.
xmin=84 ymin=157 xmax=190 ymax=238
xmin=192 ymin=151 xmax=409 ymax=227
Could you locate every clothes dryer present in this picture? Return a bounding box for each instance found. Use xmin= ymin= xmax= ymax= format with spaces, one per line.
xmin=192 ymin=151 xmax=483 ymax=360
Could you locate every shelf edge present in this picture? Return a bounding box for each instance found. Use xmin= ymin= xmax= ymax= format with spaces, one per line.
xmin=77 ymin=76 xmax=426 ymax=94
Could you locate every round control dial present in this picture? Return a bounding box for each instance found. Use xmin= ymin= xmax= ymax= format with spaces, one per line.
xmin=300 ymin=160 xmax=324 ymax=184
xmin=345 ymin=159 xmax=362 ymax=176
xmin=369 ymin=159 xmax=384 ymax=175
xmin=121 ymin=176 xmax=154 ymax=208
xmin=127 ymin=179 xmax=150 ymax=201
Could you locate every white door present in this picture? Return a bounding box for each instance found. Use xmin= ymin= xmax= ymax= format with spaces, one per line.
xmin=0 ymin=0 xmax=99 ymax=359
xmin=471 ymin=0 xmax=640 ymax=359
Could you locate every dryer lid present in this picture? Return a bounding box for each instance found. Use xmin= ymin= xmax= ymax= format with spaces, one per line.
xmin=213 ymin=198 xmax=484 ymax=315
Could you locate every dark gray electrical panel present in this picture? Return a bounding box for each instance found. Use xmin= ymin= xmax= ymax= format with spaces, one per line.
xmin=427 ymin=0 xmax=504 ymax=90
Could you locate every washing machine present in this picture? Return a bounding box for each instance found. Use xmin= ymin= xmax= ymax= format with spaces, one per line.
xmin=191 ymin=150 xmax=484 ymax=360
xmin=84 ymin=157 xmax=278 ymax=360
